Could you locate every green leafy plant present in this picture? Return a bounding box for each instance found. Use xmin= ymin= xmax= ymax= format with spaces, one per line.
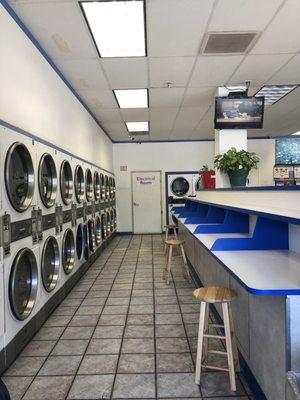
xmin=214 ymin=147 xmax=259 ymax=173
xmin=200 ymin=164 xmax=209 ymax=174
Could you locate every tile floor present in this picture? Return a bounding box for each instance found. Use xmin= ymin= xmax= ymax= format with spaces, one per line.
xmin=2 ymin=234 xmax=254 ymax=400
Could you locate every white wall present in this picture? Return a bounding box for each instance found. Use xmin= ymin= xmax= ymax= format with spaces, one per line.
xmin=113 ymin=139 xmax=275 ymax=232
xmin=0 ymin=4 xmax=112 ymax=171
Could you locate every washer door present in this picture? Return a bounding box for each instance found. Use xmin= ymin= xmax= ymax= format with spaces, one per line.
xmin=95 ymin=216 xmax=101 ymax=246
xmin=5 ymin=142 xmax=35 ymax=212
xmin=88 ymin=219 xmax=96 ymax=252
xmin=85 ymin=169 xmax=93 ymax=202
xmin=106 ymin=212 xmax=111 ymax=235
xmin=108 ymin=177 xmax=113 ymax=198
xmin=170 ymin=177 xmax=190 ymax=197
xmin=112 ymin=178 xmax=116 ymax=199
xmin=105 ymin=176 xmax=109 ymax=199
xmin=94 ymin=171 xmax=100 ymax=201
xmin=9 ymin=248 xmax=38 ymax=320
xmin=74 ymin=165 xmax=85 ymax=204
xmin=38 ymin=153 xmax=57 ymax=208
xmin=110 ymin=210 xmax=114 ymax=231
xmin=83 ymin=224 xmax=89 ymax=261
xmin=76 ymin=224 xmax=83 ymax=260
xmin=60 ymin=160 xmax=73 ymax=205
xmin=100 ymin=173 xmax=105 ymax=201
xmin=41 ymin=236 xmax=59 ymax=292
xmin=62 ymin=229 xmax=75 ymax=274
xmin=101 ymin=214 xmax=106 ymax=240
xmin=113 ymin=209 xmax=117 ymax=229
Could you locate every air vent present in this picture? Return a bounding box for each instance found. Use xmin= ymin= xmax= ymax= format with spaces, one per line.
xmin=201 ymin=31 xmax=259 ymax=55
xmin=129 ymin=132 xmax=150 ymax=136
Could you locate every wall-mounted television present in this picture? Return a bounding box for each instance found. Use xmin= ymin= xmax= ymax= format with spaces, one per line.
xmin=214 ymin=96 xmax=264 ymax=129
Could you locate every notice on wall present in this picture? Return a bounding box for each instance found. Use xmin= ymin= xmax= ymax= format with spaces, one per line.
xmin=136 ymin=176 xmax=155 ymax=185
xmin=120 ymin=165 xmax=127 ymax=171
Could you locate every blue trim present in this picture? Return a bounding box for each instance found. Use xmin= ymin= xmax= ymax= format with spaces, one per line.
xmin=200 ymin=185 xmax=300 ymax=191
xmin=186 ymin=206 xmax=226 ymax=225
xmin=193 ymin=210 xmax=249 ymax=234
xmin=0 ymin=0 xmax=113 ymax=143
xmin=0 ymin=119 xmax=114 ymax=175
xmin=113 ymin=136 xmax=277 ymax=144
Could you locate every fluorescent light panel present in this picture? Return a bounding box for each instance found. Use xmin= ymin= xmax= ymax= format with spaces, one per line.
xmin=126 ymin=121 xmax=149 ymax=132
xmin=114 ymin=89 xmax=148 ymax=108
xmin=255 ymin=85 xmax=298 ymax=106
xmin=81 ymin=0 xmax=146 ymax=57
xmin=292 ymin=131 xmax=300 ymax=136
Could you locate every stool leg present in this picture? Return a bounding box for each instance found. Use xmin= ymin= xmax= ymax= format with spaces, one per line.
xmin=180 ymin=244 xmax=191 ymax=282
xmin=202 ymin=303 xmax=209 ymax=364
xmin=163 ymin=244 xmax=169 ymax=280
xmin=164 ymin=229 xmax=169 ymax=253
xmin=195 ymin=301 xmax=207 ymax=385
xmin=228 ymin=304 xmax=240 ymax=372
xmin=174 ymin=227 xmax=178 ymax=239
xmin=166 ymin=244 xmax=173 ymax=285
xmin=222 ymin=303 xmax=236 ymax=391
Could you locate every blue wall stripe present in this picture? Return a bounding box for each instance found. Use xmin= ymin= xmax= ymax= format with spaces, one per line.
xmin=0 ymin=0 xmax=113 ymax=143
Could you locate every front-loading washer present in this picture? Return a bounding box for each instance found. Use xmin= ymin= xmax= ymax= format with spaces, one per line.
xmin=3 ymin=236 xmax=41 ymax=347
xmin=1 ymin=127 xmax=38 ymax=222
xmin=75 ymin=222 xmax=85 ymax=269
xmin=104 ymin=175 xmax=110 ymax=203
xmin=106 ymin=211 xmax=111 ymax=238
xmin=85 ymin=166 xmax=94 ymax=204
xmin=87 ymin=218 xmax=96 ymax=255
xmin=60 ymin=224 xmax=76 ymax=288
xmin=36 ymin=142 xmax=59 ymax=217
xmin=94 ymin=214 xmax=102 ymax=248
xmin=58 ymin=155 xmax=74 ymax=212
xmin=112 ymin=177 xmax=116 ymax=200
xmin=94 ymin=169 xmax=101 ymax=204
xmin=74 ymin=162 xmax=85 ymax=206
xmin=0 ymin=261 xmax=5 ymax=365
xmin=101 ymin=212 xmax=107 ymax=243
xmin=100 ymin=172 xmax=105 ymax=205
xmin=109 ymin=209 xmax=115 ymax=233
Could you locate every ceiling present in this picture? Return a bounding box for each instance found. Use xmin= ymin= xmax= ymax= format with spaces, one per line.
xmin=7 ymin=0 xmax=300 ymax=141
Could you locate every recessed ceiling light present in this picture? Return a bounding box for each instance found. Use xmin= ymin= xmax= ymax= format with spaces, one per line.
xmin=292 ymin=131 xmax=300 ymax=136
xmin=81 ymin=0 xmax=146 ymax=58
xmin=255 ymin=85 xmax=298 ymax=106
xmin=126 ymin=121 xmax=149 ymax=132
xmin=114 ymin=89 xmax=148 ymax=108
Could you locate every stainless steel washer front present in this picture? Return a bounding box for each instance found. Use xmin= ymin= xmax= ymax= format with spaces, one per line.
xmin=94 ymin=171 xmax=100 ymax=201
xmin=101 ymin=214 xmax=106 ymax=240
xmin=9 ymin=248 xmax=38 ymax=320
xmin=76 ymin=223 xmax=83 ymax=260
xmin=95 ymin=216 xmax=101 ymax=246
xmin=105 ymin=175 xmax=109 ymax=200
xmin=41 ymin=236 xmax=59 ymax=292
xmin=88 ymin=219 xmax=96 ymax=252
xmin=5 ymin=142 xmax=35 ymax=212
xmin=85 ymin=169 xmax=93 ymax=202
xmin=106 ymin=211 xmax=111 ymax=236
xmin=60 ymin=160 xmax=73 ymax=205
xmin=74 ymin=165 xmax=85 ymax=204
xmin=62 ymin=228 xmax=75 ymax=274
xmin=112 ymin=178 xmax=116 ymax=199
xmin=83 ymin=224 xmax=89 ymax=261
xmin=108 ymin=177 xmax=113 ymax=199
xmin=38 ymin=153 xmax=57 ymax=208
xmin=100 ymin=173 xmax=105 ymax=201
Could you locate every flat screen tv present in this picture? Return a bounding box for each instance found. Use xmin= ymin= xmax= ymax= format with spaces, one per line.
xmin=214 ymin=96 xmax=264 ymax=129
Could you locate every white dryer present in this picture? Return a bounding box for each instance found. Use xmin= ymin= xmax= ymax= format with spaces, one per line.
xmin=0 ymin=126 xmax=38 ymax=222
xmin=85 ymin=166 xmax=94 ymax=205
xmin=3 ymin=237 xmax=41 ymax=346
xmin=74 ymin=162 xmax=85 ymax=206
xmin=60 ymin=224 xmax=76 ymax=288
xmin=99 ymin=172 xmax=106 ymax=205
xmin=58 ymin=154 xmax=74 ymax=212
xmin=0 ymin=260 xmax=5 ymax=358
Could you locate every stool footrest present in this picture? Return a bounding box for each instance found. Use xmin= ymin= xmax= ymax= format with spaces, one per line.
xmin=209 ymin=323 xmax=224 ymax=329
xmin=202 ymin=364 xmax=229 ymax=372
xmin=208 ymin=349 xmax=227 ymax=356
xmin=203 ymin=333 xmax=226 ymax=340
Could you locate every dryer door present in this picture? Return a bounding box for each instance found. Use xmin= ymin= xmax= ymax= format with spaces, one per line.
xmin=74 ymin=165 xmax=85 ymax=204
xmin=170 ymin=177 xmax=190 ymax=197
xmin=85 ymin=169 xmax=93 ymax=202
xmin=62 ymin=229 xmax=75 ymax=274
xmin=39 ymin=153 xmax=57 ymax=208
xmin=9 ymin=248 xmax=38 ymax=320
xmin=60 ymin=160 xmax=73 ymax=205
xmin=41 ymin=236 xmax=59 ymax=292
xmin=88 ymin=219 xmax=96 ymax=252
xmin=76 ymin=224 xmax=83 ymax=260
xmin=95 ymin=216 xmax=101 ymax=246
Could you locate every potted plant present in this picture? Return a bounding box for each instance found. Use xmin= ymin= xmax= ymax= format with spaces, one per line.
xmin=214 ymin=147 xmax=259 ymax=187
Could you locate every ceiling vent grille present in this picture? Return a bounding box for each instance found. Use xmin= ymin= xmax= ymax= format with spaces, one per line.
xmin=201 ymin=31 xmax=259 ymax=55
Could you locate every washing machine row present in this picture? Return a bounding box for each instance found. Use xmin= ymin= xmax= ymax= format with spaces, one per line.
xmin=0 ymin=126 xmax=116 ymax=367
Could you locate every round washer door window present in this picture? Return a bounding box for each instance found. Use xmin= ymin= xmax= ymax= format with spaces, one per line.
xmin=105 ymin=176 xmax=109 ymax=199
xmin=106 ymin=212 xmax=111 ymax=235
xmin=94 ymin=171 xmax=100 ymax=201
xmin=95 ymin=216 xmax=101 ymax=246
xmin=9 ymin=248 xmax=38 ymax=320
xmin=62 ymin=229 xmax=75 ymax=274
xmin=38 ymin=153 xmax=57 ymax=208
xmin=88 ymin=219 xmax=96 ymax=252
xmin=83 ymin=224 xmax=89 ymax=261
xmin=101 ymin=214 xmax=106 ymax=240
xmin=41 ymin=236 xmax=59 ymax=292
xmin=85 ymin=169 xmax=93 ymax=202
xmin=76 ymin=224 xmax=83 ymax=260
xmin=171 ymin=177 xmax=190 ymax=197
xmin=100 ymin=173 xmax=105 ymax=200
xmin=74 ymin=165 xmax=84 ymax=204
xmin=5 ymin=142 xmax=35 ymax=212
xmin=60 ymin=160 xmax=73 ymax=205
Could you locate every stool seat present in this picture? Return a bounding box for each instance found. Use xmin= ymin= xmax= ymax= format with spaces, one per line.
xmin=165 ymin=239 xmax=185 ymax=246
xmin=194 ymin=287 xmax=236 ymax=303
xmin=165 ymin=224 xmax=177 ymax=229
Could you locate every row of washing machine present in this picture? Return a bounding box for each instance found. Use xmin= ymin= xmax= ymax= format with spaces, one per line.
xmin=0 ymin=126 xmax=117 ymax=372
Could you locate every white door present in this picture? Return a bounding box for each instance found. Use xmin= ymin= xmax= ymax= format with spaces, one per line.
xmin=132 ymin=171 xmax=162 ymax=234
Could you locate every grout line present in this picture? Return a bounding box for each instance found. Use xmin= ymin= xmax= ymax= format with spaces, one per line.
xmin=151 ymin=234 xmax=158 ymax=400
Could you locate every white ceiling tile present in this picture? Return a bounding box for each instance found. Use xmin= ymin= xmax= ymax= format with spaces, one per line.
xmin=110 ymin=132 xmax=130 ymax=141
xmin=101 ymin=58 xmax=148 ymax=89
xmin=102 ymin=121 xmax=126 ymax=134
xmin=120 ymin=108 xmax=150 ymax=121
xmin=149 ymin=57 xmax=194 ymax=87
xmin=268 ymin=54 xmax=300 ymax=84
xmin=251 ymin=0 xmax=300 ymax=54
xmin=173 ymin=106 xmax=209 ymax=130
xmin=209 ymin=0 xmax=283 ymax=31
xmin=10 ymin=2 xmax=97 ymax=60
xmin=150 ymin=88 xmax=185 ymax=107
xmin=149 ymin=129 xmax=171 ymax=139
xmin=147 ymin=0 xmax=214 ymax=57
xmin=182 ymin=87 xmax=215 ymax=107
xmin=229 ymin=54 xmax=293 ymax=86
xmin=170 ymin=129 xmax=197 ymax=139
xmin=189 ymin=55 xmax=244 ymax=87
xmin=78 ymin=90 xmax=118 ymax=109
xmin=55 ymin=59 xmax=109 ymax=90
xmin=94 ymin=108 xmax=122 ymax=123
xmin=150 ymin=107 xmax=178 ymax=130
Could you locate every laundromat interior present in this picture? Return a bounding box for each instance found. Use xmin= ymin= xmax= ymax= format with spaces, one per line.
xmin=1 ymin=1 xmax=300 ymax=399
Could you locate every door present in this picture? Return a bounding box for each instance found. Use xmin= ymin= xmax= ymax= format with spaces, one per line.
xmin=132 ymin=171 xmax=162 ymax=234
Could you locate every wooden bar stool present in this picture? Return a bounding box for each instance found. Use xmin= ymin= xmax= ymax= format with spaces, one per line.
xmin=193 ymin=286 xmax=239 ymax=391
xmin=164 ymin=224 xmax=178 ymax=252
xmin=163 ymin=239 xmax=191 ymax=284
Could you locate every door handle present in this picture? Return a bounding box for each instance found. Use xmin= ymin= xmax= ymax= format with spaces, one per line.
xmin=133 ymin=202 xmax=139 ymax=206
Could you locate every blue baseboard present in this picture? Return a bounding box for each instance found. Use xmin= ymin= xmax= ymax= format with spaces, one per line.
xmin=187 ymin=260 xmax=267 ymax=400
xmin=116 ymin=231 xmax=133 ymax=236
